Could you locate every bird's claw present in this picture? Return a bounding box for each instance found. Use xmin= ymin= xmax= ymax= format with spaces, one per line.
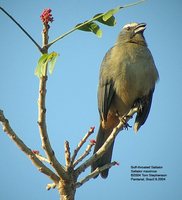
xmin=119 ymin=116 xmax=132 ymax=130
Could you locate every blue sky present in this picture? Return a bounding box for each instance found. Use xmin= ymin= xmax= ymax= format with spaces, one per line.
xmin=0 ymin=0 xmax=182 ymax=200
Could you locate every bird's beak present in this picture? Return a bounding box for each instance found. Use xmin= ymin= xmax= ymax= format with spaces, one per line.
xmin=134 ymin=23 xmax=146 ymax=34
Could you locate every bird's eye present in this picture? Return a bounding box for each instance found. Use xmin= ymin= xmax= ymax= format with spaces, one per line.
xmin=126 ymin=26 xmax=131 ymax=31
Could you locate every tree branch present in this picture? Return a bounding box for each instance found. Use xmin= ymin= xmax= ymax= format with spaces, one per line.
xmin=76 ymin=161 xmax=118 ymax=188
xmin=71 ymin=127 xmax=95 ymax=165
xmin=0 ymin=7 xmax=42 ymax=53
xmin=46 ymin=0 xmax=145 ymax=48
xmin=34 ymin=152 xmax=51 ymax=164
xmin=75 ymin=107 xmax=138 ymax=176
xmin=37 ymin=24 xmax=67 ymax=180
xmin=37 ymin=74 xmax=67 ymax=180
xmin=0 ymin=109 xmax=60 ymax=184
xmin=64 ymin=141 xmax=71 ymax=169
xmin=73 ymin=142 xmax=95 ymax=167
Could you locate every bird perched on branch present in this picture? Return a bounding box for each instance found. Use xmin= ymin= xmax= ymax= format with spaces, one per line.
xmin=91 ymin=22 xmax=159 ymax=178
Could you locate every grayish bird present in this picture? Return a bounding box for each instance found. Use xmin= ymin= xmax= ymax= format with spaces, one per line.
xmin=91 ymin=22 xmax=159 ymax=178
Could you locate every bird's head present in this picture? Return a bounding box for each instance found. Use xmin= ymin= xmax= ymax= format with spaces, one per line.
xmin=117 ymin=22 xmax=147 ymax=46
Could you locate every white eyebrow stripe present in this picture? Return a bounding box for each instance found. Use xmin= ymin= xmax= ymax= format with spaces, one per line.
xmin=123 ymin=23 xmax=138 ymax=29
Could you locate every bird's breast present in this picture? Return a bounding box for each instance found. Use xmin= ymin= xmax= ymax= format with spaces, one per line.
xmin=110 ymin=43 xmax=158 ymax=115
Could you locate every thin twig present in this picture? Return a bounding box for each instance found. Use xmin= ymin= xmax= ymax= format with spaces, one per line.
xmin=121 ymin=0 xmax=145 ymax=9
xmin=0 ymin=7 xmax=42 ymax=52
xmin=75 ymin=107 xmax=138 ymax=176
xmin=73 ymin=143 xmax=95 ymax=167
xmin=0 ymin=110 xmax=60 ymax=184
xmin=34 ymin=153 xmax=51 ymax=164
xmin=76 ymin=161 xmax=118 ymax=188
xmin=71 ymin=127 xmax=95 ymax=164
xmin=46 ymin=0 xmax=145 ymax=48
xmin=64 ymin=141 xmax=71 ymax=168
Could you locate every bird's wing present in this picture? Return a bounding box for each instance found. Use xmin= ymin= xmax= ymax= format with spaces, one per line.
xmin=98 ymin=48 xmax=115 ymax=121
xmin=134 ymin=88 xmax=155 ymax=132
xmin=98 ymin=80 xmax=115 ymax=121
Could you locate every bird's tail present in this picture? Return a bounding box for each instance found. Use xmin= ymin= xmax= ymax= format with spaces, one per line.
xmin=91 ymin=124 xmax=115 ymax=178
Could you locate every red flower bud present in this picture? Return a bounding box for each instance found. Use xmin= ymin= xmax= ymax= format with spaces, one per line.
xmin=32 ymin=150 xmax=40 ymax=154
xmin=40 ymin=8 xmax=54 ymax=24
xmin=90 ymin=139 xmax=96 ymax=145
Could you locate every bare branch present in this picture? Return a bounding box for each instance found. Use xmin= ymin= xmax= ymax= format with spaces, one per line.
xmin=0 ymin=7 xmax=42 ymax=52
xmin=76 ymin=161 xmax=118 ymax=188
xmin=34 ymin=152 xmax=51 ymax=164
xmin=71 ymin=127 xmax=95 ymax=164
xmin=0 ymin=110 xmax=59 ymax=184
xmin=73 ymin=142 xmax=95 ymax=167
xmin=75 ymin=107 xmax=138 ymax=176
xmin=64 ymin=141 xmax=71 ymax=168
xmin=37 ymin=75 xmax=67 ymax=179
xmin=37 ymin=25 xmax=67 ymax=180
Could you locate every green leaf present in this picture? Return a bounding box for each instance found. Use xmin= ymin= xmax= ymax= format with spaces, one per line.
xmin=35 ymin=54 xmax=49 ymax=78
xmin=103 ymin=6 xmax=121 ymax=21
xmin=48 ymin=52 xmax=59 ymax=74
xmin=75 ymin=21 xmax=102 ymax=38
xmin=75 ymin=21 xmax=91 ymax=32
xmin=89 ymin=22 xmax=102 ymax=38
xmin=35 ymin=63 xmax=42 ymax=78
xmin=35 ymin=52 xmax=59 ymax=78
xmin=94 ymin=13 xmax=116 ymax=26
xmin=93 ymin=6 xmax=121 ymax=27
xmin=74 ymin=5 xmax=122 ymax=37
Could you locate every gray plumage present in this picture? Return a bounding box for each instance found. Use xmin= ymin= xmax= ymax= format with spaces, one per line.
xmin=91 ymin=22 xmax=159 ymax=178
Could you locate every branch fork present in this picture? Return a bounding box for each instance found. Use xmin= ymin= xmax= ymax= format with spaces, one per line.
xmin=0 ymin=104 xmax=138 ymax=199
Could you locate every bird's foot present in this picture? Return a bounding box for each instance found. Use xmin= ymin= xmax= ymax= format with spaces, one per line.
xmin=119 ymin=116 xmax=132 ymax=130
